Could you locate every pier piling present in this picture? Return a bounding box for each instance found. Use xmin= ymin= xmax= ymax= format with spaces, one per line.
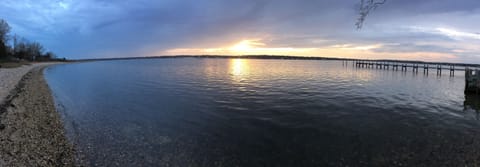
xmin=401 ymin=64 xmax=407 ymax=71
xmin=437 ymin=65 xmax=442 ymax=75
xmin=449 ymin=65 xmax=455 ymax=76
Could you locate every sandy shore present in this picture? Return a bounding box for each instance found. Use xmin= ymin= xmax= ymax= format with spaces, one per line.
xmin=0 ymin=64 xmax=76 ymax=166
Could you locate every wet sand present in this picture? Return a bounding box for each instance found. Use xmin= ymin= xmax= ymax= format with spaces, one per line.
xmin=0 ymin=65 xmax=76 ymax=166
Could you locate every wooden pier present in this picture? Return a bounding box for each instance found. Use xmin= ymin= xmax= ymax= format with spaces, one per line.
xmin=341 ymin=60 xmax=480 ymax=94
xmin=348 ymin=60 xmax=472 ymax=76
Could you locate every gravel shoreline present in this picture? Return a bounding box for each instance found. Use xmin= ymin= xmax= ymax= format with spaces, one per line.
xmin=0 ymin=63 xmax=55 ymax=104
xmin=0 ymin=65 xmax=76 ymax=166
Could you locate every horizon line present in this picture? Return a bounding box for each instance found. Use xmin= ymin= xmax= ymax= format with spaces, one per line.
xmin=72 ymin=55 xmax=480 ymax=67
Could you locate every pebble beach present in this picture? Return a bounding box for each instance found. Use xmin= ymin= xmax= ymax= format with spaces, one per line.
xmin=0 ymin=63 xmax=46 ymax=103
xmin=0 ymin=63 xmax=76 ymax=166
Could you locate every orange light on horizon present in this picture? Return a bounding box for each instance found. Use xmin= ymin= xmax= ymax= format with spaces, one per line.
xmin=162 ymin=39 xmax=460 ymax=63
xmin=229 ymin=40 xmax=264 ymax=53
xmin=230 ymin=41 xmax=251 ymax=53
xmin=227 ymin=39 xmax=316 ymax=55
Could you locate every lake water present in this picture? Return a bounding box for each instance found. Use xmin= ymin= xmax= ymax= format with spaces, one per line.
xmin=44 ymin=58 xmax=480 ymax=166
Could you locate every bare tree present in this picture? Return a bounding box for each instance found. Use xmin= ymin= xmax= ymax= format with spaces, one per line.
xmin=0 ymin=19 xmax=56 ymax=61
xmin=28 ymin=42 xmax=44 ymax=60
xmin=46 ymin=52 xmax=56 ymax=58
xmin=356 ymin=0 xmax=387 ymax=29
xmin=13 ymin=36 xmax=28 ymax=59
xmin=12 ymin=38 xmax=44 ymax=60
xmin=0 ymin=41 xmax=7 ymax=58
xmin=0 ymin=19 xmax=11 ymax=58
xmin=19 ymin=41 xmax=44 ymax=61
xmin=0 ymin=19 xmax=10 ymax=42
xmin=12 ymin=34 xmax=18 ymax=53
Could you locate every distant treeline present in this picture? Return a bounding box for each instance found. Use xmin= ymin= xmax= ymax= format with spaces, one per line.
xmin=0 ymin=19 xmax=65 ymax=62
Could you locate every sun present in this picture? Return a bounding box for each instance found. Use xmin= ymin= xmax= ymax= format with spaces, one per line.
xmin=230 ymin=40 xmax=252 ymax=52
xmin=229 ymin=40 xmax=264 ymax=53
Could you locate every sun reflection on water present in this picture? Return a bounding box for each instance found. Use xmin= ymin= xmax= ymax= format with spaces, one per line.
xmin=230 ymin=59 xmax=250 ymax=76
xmin=229 ymin=59 xmax=251 ymax=84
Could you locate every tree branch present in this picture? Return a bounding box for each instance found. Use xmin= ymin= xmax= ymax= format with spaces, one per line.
xmin=356 ymin=0 xmax=387 ymax=29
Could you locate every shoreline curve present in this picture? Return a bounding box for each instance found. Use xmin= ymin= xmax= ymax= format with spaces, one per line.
xmin=0 ymin=65 xmax=76 ymax=166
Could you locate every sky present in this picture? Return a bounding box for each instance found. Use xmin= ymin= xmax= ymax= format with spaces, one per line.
xmin=1 ymin=0 xmax=480 ymax=63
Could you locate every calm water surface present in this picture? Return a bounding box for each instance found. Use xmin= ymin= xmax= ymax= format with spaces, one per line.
xmin=45 ymin=58 xmax=480 ymax=166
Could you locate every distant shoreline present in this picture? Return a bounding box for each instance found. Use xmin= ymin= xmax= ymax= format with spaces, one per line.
xmin=0 ymin=65 xmax=76 ymax=166
xmin=74 ymin=55 xmax=480 ymax=68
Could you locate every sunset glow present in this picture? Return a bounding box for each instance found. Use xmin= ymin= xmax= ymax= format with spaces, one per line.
xmin=163 ymin=39 xmax=459 ymax=62
xmin=166 ymin=39 xmax=316 ymax=56
xmin=5 ymin=0 xmax=478 ymax=63
xmin=229 ymin=40 xmax=264 ymax=53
